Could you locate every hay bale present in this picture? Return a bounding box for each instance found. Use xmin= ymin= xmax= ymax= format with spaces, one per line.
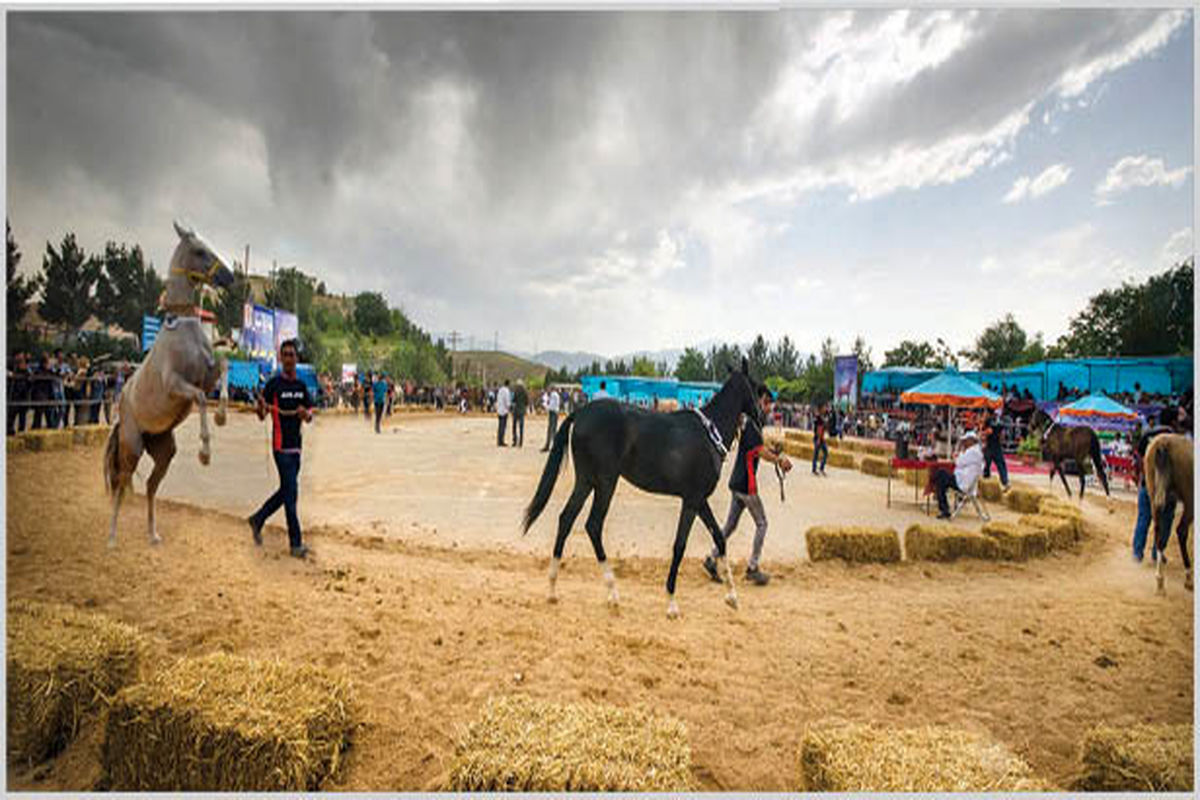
xmin=1073 ymin=723 xmax=1193 ymax=792
xmin=799 ymin=723 xmax=1047 ymax=792
xmin=1037 ymin=498 xmax=1085 ymax=538
xmin=785 ymin=441 xmax=814 ymax=460
xmin=1018 ymin=514 xmax=1077 ymax=550
xmin=448 ymin=695 xmax=695 ymax=791
xmin=1003 ymin=485 xmax=1047 ymax=514
xmin=859 ymin=455 xmax=890 ymax=478
xmin=7 ymin=599 xmax=145 ymax=766
xmin=102 ymin=652 xmax=357 ymax=791
xmin=7 ymin=436 xmax=26 ymax=453
xmin=806 ymin=526 xmax=901 ymax=563
xmin=20 ymin=429 xmax=73 ymax=452
xmin=859 ymin=442 xmax=890 ymax=456
xmin=981 ymin=521 xmax=1048 ymax=561
xmin=903 ymin=467 xmax=930 ymax=488
xmin=978 ymin=477 xmax=1003 ymax=502
xmin=784 ymin=430 xmax=812 ymax=443
xmin=905 ymin=523 xmax=1000 ymax=561
xmin=72 ymin=424 xmax=108 ymax=447
xmin=826 ymin=450 xmax=856 ymax=470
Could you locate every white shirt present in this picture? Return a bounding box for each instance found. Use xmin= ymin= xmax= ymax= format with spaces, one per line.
xmin=547 ymin=390 xmax=561 ymax=413
xmin=496 ymin=386 xmax=512 ymax=416
xmin=594 ymin=388 xmax=610 ymax=399
xmin=954 ymin=444 xmax=985 ymax=493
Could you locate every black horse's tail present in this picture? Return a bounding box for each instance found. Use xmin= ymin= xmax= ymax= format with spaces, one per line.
xmin=522 ymin=413 xmax=575 ymax=535
xmin=1089 ymin=431 xmax=1111 ymax=495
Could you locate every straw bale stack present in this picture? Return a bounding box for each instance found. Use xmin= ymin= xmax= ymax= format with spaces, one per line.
xmin=448 ymin=695 xmax=695 ymax=792
xmin=905 ymin=523 xmax=1001 ymax=562
xmin=102 ymin=652 xmax=357 ymax=791
xmin=7 ymin=599 xmax=145 ymax=766
xmin=826 ymin=451 xmax=856 ymax=470
xmin=1003 ymin=485 xmax=1048 ymax=514
xmin=1038 ymin=498 xmax=1085 ymax=538
xmin=903 ymin=467 xmax=930 ymax=488
xmin=784 ymin=430 xmax=812 ymax=443
xmin=784 ymin=441 xmax=814 ymax=460
xmin=1072 ymin=723 xmax=1192 ymax=792
xmin=20 ymin=429 xmax=73 ymax=452
xmin=977 ymin=477 xmax=1003 ymax=502
xmin=1018 ymin=514 xmax=1077 ymax=550
xmin=799 ymin=723 xmax=1047 ymax=792
xmin=858 ymin=442 xmax=890 ymax=457
xmin=859 ymin=456 xmax=890 ymax=478
xmin=806 ymin=526 xmax=901 ymax=563
xmin=8 ymin=436 xmax=26 ymax=453
xmin=72 ymin=424 xmax=110 ymax=447
xmin=981 ymin=521 xmax=1048 ymax=560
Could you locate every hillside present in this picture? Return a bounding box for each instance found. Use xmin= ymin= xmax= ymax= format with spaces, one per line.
xmin=451 ymin=350 xmax=550 ymax=384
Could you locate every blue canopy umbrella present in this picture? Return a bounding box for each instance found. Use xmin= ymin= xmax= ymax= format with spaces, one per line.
xmin=1056 ymin=393 xmax=1144 ymax=432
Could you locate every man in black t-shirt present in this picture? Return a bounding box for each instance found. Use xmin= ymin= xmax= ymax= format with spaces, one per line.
xmin=248 ymin=339 xmax=314 ymax=558
xmin=704 ymin=385 xmax=792 ymax=586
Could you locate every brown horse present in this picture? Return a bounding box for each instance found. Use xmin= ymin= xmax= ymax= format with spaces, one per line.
xmin=1031 ymin=409 xmax=1110 ymax=499
xmin=1146 ymin=434 xmax=1193 ymax=594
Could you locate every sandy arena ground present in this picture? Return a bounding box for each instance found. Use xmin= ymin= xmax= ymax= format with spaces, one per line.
xmin=6 ymin=411 xmax=1194 ymax=790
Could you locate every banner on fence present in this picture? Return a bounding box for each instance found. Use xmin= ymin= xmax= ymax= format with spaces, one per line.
xmin=342 ymin=363 xmax=357 ymax=383
xmin=240 ymin=304 xmax=276 ymax=363
xmin=273 ymin=309 xmax=299 ymax=357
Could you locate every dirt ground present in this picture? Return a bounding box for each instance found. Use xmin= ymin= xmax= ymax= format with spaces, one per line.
xmin=6 ymin=412 xmax=1194 ymax=791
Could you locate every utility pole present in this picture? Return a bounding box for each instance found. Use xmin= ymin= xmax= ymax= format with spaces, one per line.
xmin=448 ymin=331 xmax=460 ymax=352
xmin=494 ymin=331 xmax=498 ymax=352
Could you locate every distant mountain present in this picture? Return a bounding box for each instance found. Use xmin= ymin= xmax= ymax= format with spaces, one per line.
xmin=530 ymin=350 xmax=608 ymax=372
xmin=452 ymin=350 xmax=551 ymax=384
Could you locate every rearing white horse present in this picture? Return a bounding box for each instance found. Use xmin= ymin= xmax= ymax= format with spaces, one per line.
xmin=104 ymin=221 xmax=236 ymax=547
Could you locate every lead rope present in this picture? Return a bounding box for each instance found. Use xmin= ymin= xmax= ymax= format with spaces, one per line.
xmin=745 ymin=413 xmax=787 ymax=503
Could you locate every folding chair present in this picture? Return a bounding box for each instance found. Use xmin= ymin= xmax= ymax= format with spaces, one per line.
xmin=949 ymin=480 xmax=990 ymax=521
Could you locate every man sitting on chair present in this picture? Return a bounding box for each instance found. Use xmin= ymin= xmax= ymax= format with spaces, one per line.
xmin=932 ymin=430 xmax=984 ymax=520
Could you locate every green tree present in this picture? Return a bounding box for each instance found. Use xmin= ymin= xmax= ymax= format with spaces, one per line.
xmin=631 ymin=356 xmax=658 ymax=377
xmin=353 ymin=291 xmax=393 ymax=336
xmin=963 ymin=314 xmax=1029 ymax=369
xmin=40 ymin=233 xmax=100 ymax=329
xmin=7 ymin=221 xmax=41 ymax=337
xmin=747 ymin=335 xmax=771 ymax=383
xmin=768 ymin=335 xmax=800 ymax=380
xmin=265 ymin=266 xmax=316 ymax=320
xmin=675 ymin=347 xmax=708 ymax=381
xmin=215 ymin=272 xmax=251 ymax=337
xmin=883 ymin=339 xmax=939 ymax=368
xmin=94 ymin=242 xmax=164 ymax=335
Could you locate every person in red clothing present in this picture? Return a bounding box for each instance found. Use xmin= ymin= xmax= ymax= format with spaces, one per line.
xmin=703 ymin=385 xmax=792 ymax=586
xmin=812 ymin=405 xmax=828 ymax=475
xmin=248 ymin=339 xmax=314 ymax=558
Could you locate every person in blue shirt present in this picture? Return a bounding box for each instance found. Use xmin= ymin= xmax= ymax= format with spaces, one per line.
xmin=373 ymin=373 xmax=388 ymax=433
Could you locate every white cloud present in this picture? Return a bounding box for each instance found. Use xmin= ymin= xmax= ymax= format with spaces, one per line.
xmin=979 ymin=256 xmax=1002 ymax=273
xmin=1057 ymin=10 xmax=1189 ymax=97
xmin=1161 ymin=227 xmax=1193 ymax=265
xmin=1003 ymin=163 xmax=1072 ymax=203
xmin=1095 ymin=155 xmax=1193 ymax=204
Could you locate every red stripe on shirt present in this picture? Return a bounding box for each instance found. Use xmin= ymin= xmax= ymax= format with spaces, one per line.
xmin=746 ymin=445 xmax=764 ymax=495
xmin=272 ymin=397 xmax=281 ymax=451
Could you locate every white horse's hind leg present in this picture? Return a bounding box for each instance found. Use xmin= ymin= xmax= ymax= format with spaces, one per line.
xmin=144 ymin=433 xmax=176 ymax=545
xmin=214 ymin=359 xmax=228 ymax=427
xmin=1155 ymin=552 xmax=1166 ymax=595
xmin=107 ymin=486 xmax=124 ymax=549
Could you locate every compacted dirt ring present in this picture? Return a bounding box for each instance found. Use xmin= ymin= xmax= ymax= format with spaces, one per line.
xmin=6 ymin=413 xmax=1193 ymax=790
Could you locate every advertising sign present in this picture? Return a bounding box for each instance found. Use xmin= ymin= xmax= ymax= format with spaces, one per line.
xmin=273 ymin=309 xmax=299 ymax=357
xmin=834 ymin=355 xmax=858 ymax=408
xmin=240 ymin=304 xmax=276 ymax=363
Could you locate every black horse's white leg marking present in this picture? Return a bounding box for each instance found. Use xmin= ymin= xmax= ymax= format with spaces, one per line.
xmin=549 ymin=480 xmax=590 ymax=603
xmin=666 ymin=505 xmax=698 ymax=619
xmin=696 ymin=500 xmax=739 ymax=610
xmin=585 ymin=478 xmax=619 ymax=607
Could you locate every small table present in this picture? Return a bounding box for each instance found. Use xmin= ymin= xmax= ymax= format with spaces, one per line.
xmin=888 ymin=458 xmax=956 ymax=513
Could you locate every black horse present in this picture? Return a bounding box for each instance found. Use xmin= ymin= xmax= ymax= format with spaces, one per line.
xmin=522 ymin=362 xmax=762 ymax=618
xmin=1031 ymin=409 xmax=1110 ymax=499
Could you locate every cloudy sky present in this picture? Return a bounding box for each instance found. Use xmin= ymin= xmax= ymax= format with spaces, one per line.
xmin=6 ymin=9 xmax=1194 ymax=359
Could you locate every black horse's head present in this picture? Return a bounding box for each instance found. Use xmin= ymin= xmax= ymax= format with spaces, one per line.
xmin=723 ymin=357 xmax=766 ymax=427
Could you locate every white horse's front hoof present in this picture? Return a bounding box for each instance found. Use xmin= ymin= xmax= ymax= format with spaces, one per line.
xmin=607 ymin=591 xmax=620 ymax=609
xmin=725 ymin=592 xmax=740 ymax=610
xmin=215 ymin=410 xmax=227 ymax=427
xmin=1156 ymin=575 xmax=1166 ymax=595
xmin=666 ymin=600 xmax=680 ymax=620
xmin=198 ymin=450 xmax=211 ymax=466
xmin=546 ymin=593 xmax=558 ymax=605
xmin=149 ymin=533 xmax=163 ymax=546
